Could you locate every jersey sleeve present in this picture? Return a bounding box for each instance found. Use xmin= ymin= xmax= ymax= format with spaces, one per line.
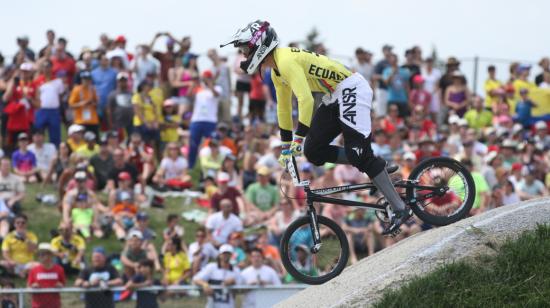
xmin=279 ymin=59 xmax=314 ymax=138
xmin=273 ymin=74 xmax=294 ymax=142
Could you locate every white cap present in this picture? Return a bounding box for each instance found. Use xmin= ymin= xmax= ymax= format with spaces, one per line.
xmin=458 ymin=118 xmax=469 ymax=127
xmin=20 ymin=62 xmax=34 ymax=71
xmin=68 ymin=124 xmax=85 ymax=135
xmin=127 ymin=229 xmax=143 ymax=240
xmin=269 ymin=139 xmax=282 ymax=149
xmin=512 ymin=123 xmax=523 ymax=134
xmin=38 ymin=243 xmax=55 ymax=253
xmin=535 ymin=121 xmax=547 ymax=130
xmin=404 ymin=152 xmax=416 ymax=161
xmin=219 ymin=244 xmax=234 ymax=254
xmin=216 ymin=172 xmax=230 ymax=183
xmin=448 ymin=115 xmax=460 ymax=125
xmin=484 ymin=151 xmax=498 ymax=164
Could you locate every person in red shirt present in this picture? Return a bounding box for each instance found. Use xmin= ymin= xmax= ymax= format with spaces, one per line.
xmin=27 ymin=243 xmax=66 ymax=308
xmin=248 ymin=72 xmax=266 ymax=122
xmin=210 ymin=172 xmax=245 ymax=216
xmin=50 ymin=41 xmax=76 ymax=87
xmin=2 ymin=62 xmax=36 ymax=150
xmin=409 ymin=105 xmax=436 ymax=137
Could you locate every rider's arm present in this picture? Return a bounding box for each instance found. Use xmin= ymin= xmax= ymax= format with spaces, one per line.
xmin=273 ymin=77 xmax=294 ymax=142
xmin=280 ymin=60 xmax=315 ymax=139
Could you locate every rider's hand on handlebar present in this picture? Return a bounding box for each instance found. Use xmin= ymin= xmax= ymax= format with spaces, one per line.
xmin=278 ymin=141 xmax=292 ymax=167
xmin=290 ymin=135 xmax=305 ymax=156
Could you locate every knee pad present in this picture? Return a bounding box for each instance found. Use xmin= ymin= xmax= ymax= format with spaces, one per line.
xmin=344 ymin=145 xmax=386 ymax=178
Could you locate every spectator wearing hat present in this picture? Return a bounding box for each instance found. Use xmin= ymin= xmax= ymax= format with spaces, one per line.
xmin=91 ymin=53 xmax=118 ymax=122
xmin=193 ymin=243 xmax=242 ymax=308
xmin=2 ymin=62 xmax=37 ymax=151
xmin=188 ymin=70 xmax=222 ymax=168
xmin=66 ymin=124 xmax=85 ymax=151
xmin=69 ymin=70 xmax=100 ymax=135
xmin=464 ymin=95 xmax=493 ymax=130
xmin=27 ymin=243 xmax=65 ymax=308
xmin=106 ymin=72 xmax=133 ymax=137
xmin=383 ymin=53 xmax=411 ymax=117
xmin=28 ymin=130 xmax=57 ymax=181
xmin=121 ymin=230 xmax=161 ymax=274
xmin=512 ymin=64 xmax=536 ymax=99
xmin=50 ymin=221 xmax=86 ymax=275
xmin=109 ymin=172 xmax=137 ymax=240
xmin=241 ymin=247 xmax=281 ymax=307
xmin=439 ymin=57 xmax=462 ymax=101
xmin=517 ymin=165 xmax=547 ymax=201
xmin=130 ymin=212 xmax=159 ymax=256
xmin=533 ymin=121 xmax=550 ymax=149
xmin=89 ymin=136 xmax=113 ymax=190
xmin=206 ymin=198 xmax=243 ymax=246
xmin=409 ymin=75 xmax=431 ymax=112
xmin=132 ymin=79 xmax=162 ymax=149
xmin=12 ymin=133 xmax=39 ymax=183
xmin=75 ymin=131 xmax=99 ymax=159
xmin=1 ymin=214 xmax=37 ymax=277
xmin=75 ymin=246 xmax=123 ymax=308
xmin=210 ymin=172 xmax=246 ymax=216
xmin=444 ymin=71 xmax=470 ymax=118
xmin=500 ymin=139 xmax=519 ymax=169
xmin=13 ymin=36 xmax=35 ymax=63
xmin=481 ymin=151 xmax=502 ymax=189
xmin=62 ymin=170 xmax=103 ymax=224
xmin=245 ymin=166 xmax=279 ymax=224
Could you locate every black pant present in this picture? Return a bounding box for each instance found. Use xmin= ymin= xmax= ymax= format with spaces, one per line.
xmin=303 ymin=103 xmax=386 ymax=178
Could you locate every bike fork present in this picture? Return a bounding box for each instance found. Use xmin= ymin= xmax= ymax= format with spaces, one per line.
xmin=307 ymin=202 xmax=322 ymax=253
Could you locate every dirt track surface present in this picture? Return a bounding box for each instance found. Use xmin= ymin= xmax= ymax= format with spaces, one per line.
xmin=276 ymin=198 xmax=550 ymax=308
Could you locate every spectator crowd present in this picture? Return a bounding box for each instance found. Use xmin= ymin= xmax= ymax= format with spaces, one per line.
xmin=0 ymin=30 xmax=549 ymax=308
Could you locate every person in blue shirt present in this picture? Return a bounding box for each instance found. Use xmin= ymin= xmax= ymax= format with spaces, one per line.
xmin=383 ymin=53 xmax=411 ymax=117
xmin=514 ymin=88 xmax=550 ymax=128
xmin=91 ymin=54 xmax=117 ymax=121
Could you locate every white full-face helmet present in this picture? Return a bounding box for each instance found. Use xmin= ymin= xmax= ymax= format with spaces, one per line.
xmin=220 ymin=20 xmax=279 ymax=74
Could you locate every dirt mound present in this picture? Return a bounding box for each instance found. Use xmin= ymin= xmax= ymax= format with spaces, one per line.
xmin=276 ymin=198 xmax=550 ymax=308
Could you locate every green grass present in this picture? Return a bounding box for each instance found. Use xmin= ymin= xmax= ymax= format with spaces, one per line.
xmin=373 ymin=224 xmax=550 ymax=308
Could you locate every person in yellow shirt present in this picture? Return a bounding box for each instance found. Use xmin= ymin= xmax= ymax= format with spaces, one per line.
xmin=67 ymin=124 xmax=86 ymax=152
xmin=484 ymin=65 xmax=503 ymax=109
xmin=50 ymin=221 xmax=86 ymax=275
xmin=69 ymin=71 xmax=100 ymax=135
xmin=132 ymin=80 xmax=162 ymax=149
xmin=0 ymin=214 xmax=38 ymax=277
xmin=221 ymin=20 xmax=408 ymax=235
xmin=160 ymin=98 xmax=181 ymax=145
xmin=75 ymin=131 xmax=100 ymax=159
xmin=162 ymin=237 xmax=191 ymax=285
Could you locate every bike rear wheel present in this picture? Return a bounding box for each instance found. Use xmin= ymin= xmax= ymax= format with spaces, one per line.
xmin=406 ymin=157 xmax=475 ymax=226
xmin=280 ymin=215 xmax=349 ymax=285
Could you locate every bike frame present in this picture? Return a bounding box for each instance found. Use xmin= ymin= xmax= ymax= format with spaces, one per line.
xmin=286 ymin=157 xmax=446 ymax=252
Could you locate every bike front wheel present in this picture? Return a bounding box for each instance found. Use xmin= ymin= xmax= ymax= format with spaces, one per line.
xmin=280 ymin=215 xmax=349 ymax=285
xmin=406 ymin=157 xmax=475 ymax=226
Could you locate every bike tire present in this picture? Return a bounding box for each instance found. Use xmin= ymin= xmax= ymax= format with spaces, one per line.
xmin=280 ymin=215 xmax=349 ymax=285
xmin=406 ymin=157 xmax=475 ymax=226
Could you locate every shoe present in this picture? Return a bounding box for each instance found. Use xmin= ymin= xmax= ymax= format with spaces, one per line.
xmin=382 ymin=209 xmax=412 ymax=236
xmin=386 ymin=164 xmax=399 ymax=174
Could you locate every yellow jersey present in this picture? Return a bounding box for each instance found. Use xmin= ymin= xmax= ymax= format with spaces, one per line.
xmin=163 ymin=251 xmax=190 ymax=284
xmin=484 ymin=79 xmax=502 ymax=108
xmin=50 ymin=234 xmax=86 ymax=263
xmin=1 ymin=231 xmax=38 ymax=264
xmin=132 ymin=88 xmax=164 ymax=127
xmin=271 ymin=47 xmax=351 ymax=139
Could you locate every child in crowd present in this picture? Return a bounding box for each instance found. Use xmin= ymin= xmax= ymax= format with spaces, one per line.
xmin=111 ymin=191 xmax=138 ymax=241
xmin=126 ymin=259 xmax=162 ymax=308
xmin=71 ymin=192 xmax=103 ymax=239
xmin=160 ymin=98 xmax=181 ymax=151
xmin=11 ymin=133 xmax=39 ymax=182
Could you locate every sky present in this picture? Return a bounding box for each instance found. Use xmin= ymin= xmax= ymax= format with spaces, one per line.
xmin=1 ymin=0 xmax=550 ymax=91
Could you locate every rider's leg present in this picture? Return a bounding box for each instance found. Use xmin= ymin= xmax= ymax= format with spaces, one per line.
xmin=304 ymin=103 xmax=343 ymax=166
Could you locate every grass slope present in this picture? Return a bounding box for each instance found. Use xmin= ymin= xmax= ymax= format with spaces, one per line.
xmin=374 ymin=224 xmax=550 ymax=308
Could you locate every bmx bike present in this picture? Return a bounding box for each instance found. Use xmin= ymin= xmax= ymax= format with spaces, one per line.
xmin=279 ymin=156 xmax=475 ymax=284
